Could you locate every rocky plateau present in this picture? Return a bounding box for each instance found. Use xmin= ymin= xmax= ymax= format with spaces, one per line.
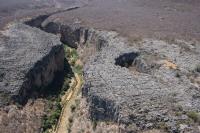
xmin=0 ymin=0 xmax=200 ymax=133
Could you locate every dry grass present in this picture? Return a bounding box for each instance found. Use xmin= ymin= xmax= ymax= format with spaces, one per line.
xmin=128 ymin=35 xmax=143 ymax=46
xmin=162 ymin=60 xmax=177 ymax=69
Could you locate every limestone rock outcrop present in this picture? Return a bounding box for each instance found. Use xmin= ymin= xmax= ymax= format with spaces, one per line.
xmin=0 ymin=23 xmax=64 ymax=106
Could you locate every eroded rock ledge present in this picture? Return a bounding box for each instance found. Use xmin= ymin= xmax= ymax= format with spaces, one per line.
xmin=0 ymin=23 xmax=64 ymax=106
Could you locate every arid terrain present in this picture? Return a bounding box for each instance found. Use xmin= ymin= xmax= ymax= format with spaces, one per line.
xmin=1 ymin=0 xmax=200 ymax=40
xmin=0 ymin=0 xmax=200 ymax=133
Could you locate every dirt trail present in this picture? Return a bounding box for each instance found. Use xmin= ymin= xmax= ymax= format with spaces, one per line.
xmin=54 ymin=73 xmax=82 ymax=133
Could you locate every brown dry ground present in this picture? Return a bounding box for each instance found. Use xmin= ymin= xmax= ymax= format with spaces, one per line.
xmin=1 ymin=0 xmax=200 ymax=41
xmin=0 ymin=99 xmax=46 ymax=133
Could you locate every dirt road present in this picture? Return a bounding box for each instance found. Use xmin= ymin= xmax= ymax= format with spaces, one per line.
xmin=55 ymin=73 xmax=82 ymax=133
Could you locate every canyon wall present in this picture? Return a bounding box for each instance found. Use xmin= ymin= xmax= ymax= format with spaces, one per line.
xmin=0 ymin=23 xmax=64 ymax=106
xmin=19 ymin=15 xmax=200 ymax=132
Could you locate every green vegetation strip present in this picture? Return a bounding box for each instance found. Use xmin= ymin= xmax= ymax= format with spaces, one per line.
xmin=42 ymin=45 xmax=83 ymax=133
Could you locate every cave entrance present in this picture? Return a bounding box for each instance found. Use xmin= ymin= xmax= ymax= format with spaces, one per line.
xmin=115 ymin=52 xmax=139 ymax=68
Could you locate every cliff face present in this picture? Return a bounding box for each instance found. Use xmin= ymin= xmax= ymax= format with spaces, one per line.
xmin=0 ymin=23 xmax=64 ymax=106
xmin=0 ymin=22 xmax=65 ymax=133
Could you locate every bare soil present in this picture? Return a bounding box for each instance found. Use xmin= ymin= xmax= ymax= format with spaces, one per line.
xmin=0 ymin=99 xmax=46 ymax=133
xmin=0 ymin=0 xmax=200 ymax=41
xmin=51 ymin=0 xmax=200 ymax=42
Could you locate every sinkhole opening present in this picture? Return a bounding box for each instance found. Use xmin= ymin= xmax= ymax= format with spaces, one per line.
xmin=115 ymin=52 xmax=139 ymax=68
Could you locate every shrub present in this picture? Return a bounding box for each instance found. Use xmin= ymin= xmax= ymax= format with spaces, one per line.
xmin=187 ymin=111 xmax=200 ymax=123
xmin=67 ymin=117 xmax=73 ymax=133
xmin=42 ymin=115 xmax=52 ymax=131
xmin=70 ymin=104 xmax=76 ymax=112
xmin=175 ymin=112 xmax=182 ymax=116
xmin=50 ymin=111 xmax=59 ymax=123
xmin=67 ymin=128 xmax=72 ymax=133
xmin=56 ymin=97 xmax=61 ymax=103
xmin=56 ymin=102 xmax=62 ymax=112
xmin=70 ymin=59 xmax=76 ymax=66
xmin=176 ymin=105 xmax=183 ymax=111
xmin=75 ymin=99 xmax=80 ymax=106
xmin=157 ymin=122 xmax=168 ymax=130
xmin=65 ymin=49 xmax=71 ymax=58
xmin=195 ymin=64 xmax=200 ymax=73
xmin=71 ymin=49 xmax=78 ymax=60
xmin=73 ymin=65 xmax=83 ymax=75
xmin=42 ymin=102 xmax=62 ymax=132
xmin=92 ymin=120 xmax=97 ymax=131
xmin=68 ymin=116 xmax=74 ymax=123
xmin=63 ymin=82 xmax=69 ymax=90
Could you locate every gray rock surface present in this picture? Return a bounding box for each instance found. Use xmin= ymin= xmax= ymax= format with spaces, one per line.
xmin=30 ymin=17 xmax=200 ymax=132
xmin=81 ymin=31 xmax=200 ymax=132
xmin=0 ymin=23 xmax=64 ymax=106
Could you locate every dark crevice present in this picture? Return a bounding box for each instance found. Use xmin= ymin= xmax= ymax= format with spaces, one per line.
xmin=14 ymin=57 xmax=74 ymax=106
xmin=42 ymin=22 xmax=61 ymax=34
xmin=25 ymin=15 xmax=49 ymax=29
xmin=25 ymin=14 xmax=81 ymax=49
xmin=115 ymin=52 xmax=162 ymax=74
xmin=115 ymin=52 xmax=139 ymax=68
xmin=32 ymin=58 xmax=74 ymax=98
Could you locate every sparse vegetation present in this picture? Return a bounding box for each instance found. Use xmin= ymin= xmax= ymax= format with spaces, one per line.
xmin=65 ymin=45 xmax=79 ymax=63
xmin=68 ymin=128 xmax=72 ymax=133
xmin=176 ymin=105 xmax=183 ymax=111
xmin=175 ymin=112 xmax=182 ymax=116
xmin=75 ymin=99 xmax=80 ymax=106
xmin=68 ymin=116 xmax=74 ymax=123
xmin=71 ymin=49 xmax=79 ymax=59
xmin=79 ymin=129 xmax=85 ymax=133
xmin=67 ymin=116 xmax=74 ymax=133
xmin=195 ymin=64 xmax=200 ymax=73
xmin=70 ymin=104 xmax=76 ymax=112
xmin=157 ymin=122 xmax=168 ymax=131
xmin=41 ymin=84 xmax=72 ymax=132
xmin=161 ymin=36 xmax=177 ymax=44
xmin=128 ymin=36 xmax=143 ymax=46
xmin=42 ymin=97 xmax=62 ymax=132
xmin=73 ymin=64 xmax=83 ymax=75
xmin=65 ymin=45 xmax=83 ymax=76
xmin=187 ymin=111 xmax=200 ymax=123
xmin=92 ymin=120 xmax=98 ymax=131
xmin=173 ymin=105 xmax=183 ymax=117
xmin=41 ymin=45 xmax=79 ymax=133
xmin=45 ymin=44 xmax=82 ymax=133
